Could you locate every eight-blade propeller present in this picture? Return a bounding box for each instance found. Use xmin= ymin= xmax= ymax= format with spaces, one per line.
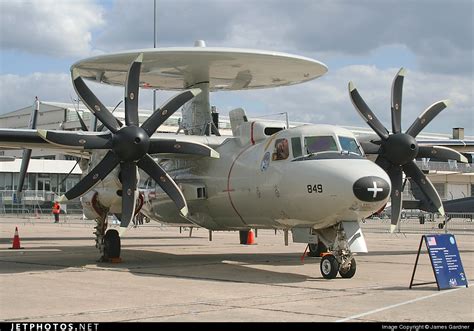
xmin=39 ymin=53 xmax=218 ymax=231
xmin=349 ymin=68 xmax=467 ymax=232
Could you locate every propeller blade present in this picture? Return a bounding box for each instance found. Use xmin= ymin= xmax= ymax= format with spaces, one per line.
xmin=17 ymin=149 xmax=32 ymax=194
xmin=17 ymin=97 xmax=40 ymax=194
xmin=417 ymin=146 xmax=468 ymax=163
xmin=37 ymin=130 xmax=112 ymax=149
xmin=403 ymin=160 xmax=444 ymax=215
xmin=72 ymin=69 xmax=121 ymax=133
xmin=141 ymin=89 xmax=202 ymax=136
xmin=96 ymin=100 xmax=122 ymax=132
xmin=348 ymin=82 xmax=389 ymax=140
xmin=59 ymin=150 xmax=120 ymax=201
xmin=137 ymin=154 xmax=188 ymax=216
xmin=97 ymin=106 xmax=123 ymax=132
xmin=405 ymin=100 xmax=449 ymax=138
xmin=359 ymin=141 xmax=381 ymax=155
xmin=119 ymin=162 xmax=138 ymax=229
xmin=387 ymin=166 xmax=403 ymax=233
xmin=391 ymin=68 xmax=405 ymax=134
xmin=375 ymin=155 xmax=392 ymax=170
xmin=148 ymin=139 xmax=219 ymax=158
xmin=75 ymin=110 xmax=89 ymax=131
xmin=124 ymin=54 xmax=143 ymax=127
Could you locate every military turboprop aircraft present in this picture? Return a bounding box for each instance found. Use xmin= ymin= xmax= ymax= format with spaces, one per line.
xmin=0 ymin=42 xmax=469 ymax=279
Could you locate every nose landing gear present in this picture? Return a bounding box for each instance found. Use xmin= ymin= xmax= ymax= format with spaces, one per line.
xmin=318 ymin=223 xmax=358 ymax=279
xmin=320 ymin=254 xmax=339 ymax=279
xmin=320 ymin=253 xmax=356 ymax=279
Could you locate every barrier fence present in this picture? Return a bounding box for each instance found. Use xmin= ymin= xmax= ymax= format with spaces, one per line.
xmin=0 ymin=190 xmax=82 ymax=215
xmin=361 ymin=212 xmax=474 ymax=234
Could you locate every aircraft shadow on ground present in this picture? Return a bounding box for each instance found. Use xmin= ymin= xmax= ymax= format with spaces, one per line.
xmin=0 ymin=242 xmax=317 ymax=284
xmin=0 ymin=236 xmax=194 ymax=244
xmin=2 ymin=239 xmax=471 ymax=285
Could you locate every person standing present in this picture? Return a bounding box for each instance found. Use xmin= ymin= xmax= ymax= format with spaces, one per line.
xmin=52 ymin=201 xmax=60 ymax=223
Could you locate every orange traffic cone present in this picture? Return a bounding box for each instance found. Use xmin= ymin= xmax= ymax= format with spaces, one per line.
xmin=10 ymin=227 xmax=23 ymax=249
xmin=246 ymin=229 xmax=255 ymax=245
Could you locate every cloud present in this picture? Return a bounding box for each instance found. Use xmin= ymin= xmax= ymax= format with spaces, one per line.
xmin=0 ymin=0 xmax=105 ymax=57
xmin=93 ymin=0 xmax=473 ymax=76
xmin=0 ymin=73 xmax=73 ymax=113
xmin=95 ymin=0 xmax=236 ymax=51
xmin=0 ymin=72 xmax=173 ymax=115
xmin=231 ymin=65 xmax=473 ymax=135
xmin=0 ymin=1 xmax=472 ymax=136
xmin=1 ymin=64 xmax=472 ymax=136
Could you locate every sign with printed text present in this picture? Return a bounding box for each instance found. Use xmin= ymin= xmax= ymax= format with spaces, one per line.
xmin=424 ymin=234 xmax=468 ymax=290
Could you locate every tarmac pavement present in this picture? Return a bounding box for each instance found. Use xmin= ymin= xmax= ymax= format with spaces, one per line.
xmin=0 ymin=216 xmax=473 ymax=322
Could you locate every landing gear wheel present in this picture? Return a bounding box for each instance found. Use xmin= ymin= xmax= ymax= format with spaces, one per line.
xmin=339 ymin=258 xmax=357 ymax=278
xmin=320 ymin=254 xmax=339 ymax=279
xmin=103 ymin=229 xmax=121 ymax=259
xmin=308 ymin=242 xmax=327 ymax=257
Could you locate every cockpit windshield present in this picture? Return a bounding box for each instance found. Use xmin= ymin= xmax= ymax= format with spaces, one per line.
xmin=338 ymin=136 xmax=362 ymax=156
xmin=305 ymin=136 xmax=338 ymax=154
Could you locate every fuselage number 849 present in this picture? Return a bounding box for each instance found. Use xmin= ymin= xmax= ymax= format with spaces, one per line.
xmin=307 ymin=184 xmax=323 ymax=193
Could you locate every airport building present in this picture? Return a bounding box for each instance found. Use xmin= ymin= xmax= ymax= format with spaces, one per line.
xmin=0 ymin=101 xmax=472 ymax=215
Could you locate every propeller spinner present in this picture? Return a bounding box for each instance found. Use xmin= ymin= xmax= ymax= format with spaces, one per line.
xmin=349 ymin=68 xmax=467 ymax=232
xmin=39 ymin=53 xmax=209 ymax=231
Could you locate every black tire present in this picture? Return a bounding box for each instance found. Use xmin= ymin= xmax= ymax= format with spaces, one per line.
xmin=308 ymin=242 xmax=328 ymax=257
xmin=438 ymin=223 xmax=444 ymax=229
xmin=103 ymin=229 xmax=121 ymax=259
xmin=320 ymin=254 xmax=339 ymax=279
xmin=339 ymin=258 xmax=357 ymax=278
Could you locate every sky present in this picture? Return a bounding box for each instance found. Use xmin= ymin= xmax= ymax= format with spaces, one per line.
xmin=0 ymin=0 xmax=473 ymax=136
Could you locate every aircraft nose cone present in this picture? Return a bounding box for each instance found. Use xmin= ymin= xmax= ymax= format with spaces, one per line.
xmin=353 ymin=176 xmax=390 ymax=202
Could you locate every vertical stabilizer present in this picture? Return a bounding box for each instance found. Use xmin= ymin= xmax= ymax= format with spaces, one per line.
xmin=229 ymin=108 xmax=248 ymax=136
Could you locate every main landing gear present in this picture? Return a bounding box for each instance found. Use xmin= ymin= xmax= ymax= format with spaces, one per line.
xmin=94 ymin=211 xmax=121 ymax=262
xmin=103 ymin=229 xmax=121 ymax=260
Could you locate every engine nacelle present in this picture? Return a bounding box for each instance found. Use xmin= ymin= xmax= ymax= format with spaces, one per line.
xmin=79 ymin=157 xmax=143 ymax=220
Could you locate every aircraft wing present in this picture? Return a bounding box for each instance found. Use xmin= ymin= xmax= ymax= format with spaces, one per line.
xmin=0 ymin=128 xmax=96 ymax=159
xmin=0 ymin=128 xmax=91 ymax=159
xmin=403 ymin=197 xmax=474 ymax=213
xmin=0 ymin=128 xmax=221 ymax=160
xmin=358 ymin=134 xmax=474 ymax=159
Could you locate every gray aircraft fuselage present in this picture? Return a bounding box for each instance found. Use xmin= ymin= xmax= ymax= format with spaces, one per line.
xmin=138 ymin=123 xmax=391 ymax=231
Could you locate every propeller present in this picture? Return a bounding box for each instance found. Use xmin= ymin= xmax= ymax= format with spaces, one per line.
xmin=39 ymin=53 xmax=215 ymax=231
xmin=349 ymin=68 xmax=467 ymax=232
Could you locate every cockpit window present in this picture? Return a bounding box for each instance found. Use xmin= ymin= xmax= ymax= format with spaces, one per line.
xmin=273 ymin=138 xmax=289 ymax=160
xmin=291 ymin=137 xmax=302 ymax=158
xmin=305 ymin=136 xmax=338 ymax=154
xmin=338 ymin=136 xmax=362 ymax=156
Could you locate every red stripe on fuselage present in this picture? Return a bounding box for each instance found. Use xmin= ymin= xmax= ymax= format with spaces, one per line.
xmin=226 ymin=145 xmax=253 ymax=225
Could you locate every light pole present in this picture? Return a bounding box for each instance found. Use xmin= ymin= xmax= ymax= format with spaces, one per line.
xmin=153 ymin=0 xmax=157 ymax=111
